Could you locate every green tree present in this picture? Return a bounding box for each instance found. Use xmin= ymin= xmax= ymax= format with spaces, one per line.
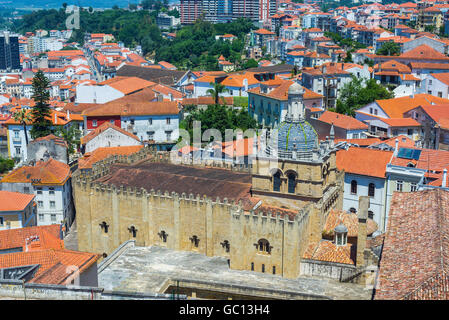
xmin=13 ymin=109 xmax=32 ymax=146
xmin=0 ymin=157 xmax=15 ymax=174
xmin=55 ymin=125 xmax=81 ymax=155
xmin=243 ymin=58 xmax=258 ymax=69
xmin=336 ymin=76 xmax=394 ymax=116
xmin=376 ymin=41 xmax=400 ymax=56
xmin=207 ymin=82 xmax=230 ymax=105
xmin=30 ymin=70 xmax=53 ymax=140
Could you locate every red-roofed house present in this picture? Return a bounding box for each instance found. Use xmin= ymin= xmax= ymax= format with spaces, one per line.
xmin=310 ymin=110 xmax=369 ymax=140
xmin=81 ymin=122 xmax=142 ymax=153
xmin=0 ymin=225 xmax=99 ymax=286
xmin=0 ymin=191 xmax=36 ymax=230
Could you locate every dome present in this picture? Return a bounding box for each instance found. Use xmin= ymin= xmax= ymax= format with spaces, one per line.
xmin=334 ymin=223 xmax=348 ymax=233
xmin=288 ymin=82 xmax=304 ymax=95
xmin=274 ymin=120 xmax=318 ymax=156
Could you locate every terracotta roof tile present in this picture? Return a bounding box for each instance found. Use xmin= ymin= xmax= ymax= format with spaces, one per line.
xmin=336 ymin=147 xmax=393 ymax=178
xmin=375 ymin=190 xmax=449 ymax=300
xmin=0 ymin=191 xmax=35 ymax=212
xmin=318 ymin=111 xmax=368 ymax=130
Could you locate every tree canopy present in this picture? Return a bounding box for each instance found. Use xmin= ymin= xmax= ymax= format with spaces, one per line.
xmin=180 ymin=105 xmax=260 ymax=143
xmin=336 ymin=76 xmax=394 ymax=116
xmin=376 ymin=41 xmax=401 ymax=56
xmin=30 ymin=70 xmax=53 ymax=140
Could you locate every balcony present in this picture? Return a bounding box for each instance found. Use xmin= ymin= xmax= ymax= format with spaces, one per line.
xmin=12 ymin=137 xmax=21 ymax=144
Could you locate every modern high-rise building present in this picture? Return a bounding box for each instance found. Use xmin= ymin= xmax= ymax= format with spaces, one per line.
xmin=180 ymin=0 xmax=272 ymax=24
xmin=0 ymin=31 xmax=21 ymax=72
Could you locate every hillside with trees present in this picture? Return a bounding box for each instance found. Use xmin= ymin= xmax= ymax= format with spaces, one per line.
xmin=13 ymin=5 xmax=255 ymax=70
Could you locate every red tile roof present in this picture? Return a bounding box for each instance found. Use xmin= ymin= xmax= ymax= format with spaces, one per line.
xmin=80 ymin=122 xmax=141 ymax=145
xmin=336 ymin=147 xmax=393 ymax=178
xmin=375 ymin=189 xmax=449 ymax=300
xmin=1 ymin=159 xmax=71 ymax=186
xmin=78 ymin=146 xmax=144 ymax=169
xmin=0 ymin=191 xmax=35 ymax=212
xmin=318 ymin=111 xmax=368 ymax=130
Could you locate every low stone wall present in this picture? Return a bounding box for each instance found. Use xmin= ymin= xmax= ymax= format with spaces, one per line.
xmin=0 ymin=280 xmax=184 ymax=300
xmin=160 ymin=278 xmax=331 ymax=300
xmin=300 ymin=260 xmax=356 ymax=281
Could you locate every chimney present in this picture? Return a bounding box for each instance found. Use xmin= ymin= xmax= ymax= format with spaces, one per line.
xmin=443 ymin=169 xmax=447 ymax=188
xmin=393 ymin=138 xmax=399 ymax=157
xmin=356 ymin=196 xmax=369 ymax=267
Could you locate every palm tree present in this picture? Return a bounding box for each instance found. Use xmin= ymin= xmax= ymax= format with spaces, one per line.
xmin=13 ymin=109 xmax=32 ymax=146
xmin=207 ymin=82 xmax=229 ymax=105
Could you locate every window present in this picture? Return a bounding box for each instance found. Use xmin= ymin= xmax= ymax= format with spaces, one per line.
xmin=408 ymin=129 xmax=413 ymax=136
xmin=15 ymin=147 xmax=21 ymax=155
xmin=221 ymin=240 xmax=230 ymax=253
xmin=411 ymin=183 xmax=417 ymax=192
xmin=92 ymin=120 xmax=97 ymax=127
xmin=251 ymin=262 xmax=254 ymax=271
xmin=100 ymin=221 xmax=109 ymax=233
xmin=148 ymin=118 xmax=152 ymax=125
xmin=368 ymin=210 xmax=374 ymax=219
xmin=429 ymin=80 xmax=432 ymax=85
xmin=158 ymin=230 xmax=168 ymax=242
xmin=165 ymin=131 xmax=172 ymax=141
xmin=147 ymin=131 xmax=154 ymax=140
xmin=49 ymin=187 xmax=55 ymax=195
xmin=128 ymin=226 xmax=137 ymax=238
xmin=257 ymin=239 xmax=271 ymax=254
xmin=393 ymin=129 xmax=398 ymax=136
xmin=38 ymin=201 xmax=43 ymax=208
xmin=349 ymin=207 xmax=357 ymax=214
xmin=24 ymin=187 xmax=29 ymax=193
xmin=13 ymin=130 xmax=19 ymax=138
xmin=438 ymin=92 xmax=443 ymax=98
xmin=287 ymin=173 xmax=296 ymax=194
xmin=50 ymin=201 xmax=55 ymax=209
xmin=374 ymin=109 xmax=378 ymax=115
xmin=272 ymin=266 xmax=276 ymax=275
xmin=38 ymin=214 xmax=44 ymax=221
xmin=370 ymin=108 xmax=373 ymax=114
xmin=262 ymin=264 xmax=265 ymax=273
xmin=190 ymin=235 xmax=199 ymax=247
xmin=351 ymin=180 xmax=357 ymax=194
xmin=166 ymin=118 xmax=171 ymax=125
xmin=273 ymin=171 xmax=281 ymax=192
xmin=50 ymin=214 xmax=56 ymax=222
xmin=396 ymin=180 xmax=403 ymax=192
xmin=353 ymin=133 xmax=359 ymax=139
xmin=0 ymin=217 xmax=3 ymax=226
xmin=368 ymin=183 xmax=375 ymax=197
xmin=130 ymin=119 xmax=135 ymax=125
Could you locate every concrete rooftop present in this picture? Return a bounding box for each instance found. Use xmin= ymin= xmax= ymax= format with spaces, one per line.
xmin=98 ymin=246 xmax=371 ymax=300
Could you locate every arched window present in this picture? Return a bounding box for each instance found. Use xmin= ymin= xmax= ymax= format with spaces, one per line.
xmin=351 ymin=180 xmax=357 ymax=194
xmin=287 ymin=173 xmax=296 ymax=194
xmin=257 ymin=239 xmax=271 ymax=254
xmin=349 ymin=207 xmax=357 ymax=214
xmin=273 ymin=171 xmax=281 ymax=192
xmin=368 ymin=183 xmax=375 ymax=197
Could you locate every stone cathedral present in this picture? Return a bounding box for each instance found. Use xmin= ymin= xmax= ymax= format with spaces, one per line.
xmin=73 ymin=82 xmax=344 ymax=279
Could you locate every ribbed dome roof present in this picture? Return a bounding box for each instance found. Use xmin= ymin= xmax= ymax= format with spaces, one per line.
xmin=275 ymin=120 xmax=318 ymax=154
